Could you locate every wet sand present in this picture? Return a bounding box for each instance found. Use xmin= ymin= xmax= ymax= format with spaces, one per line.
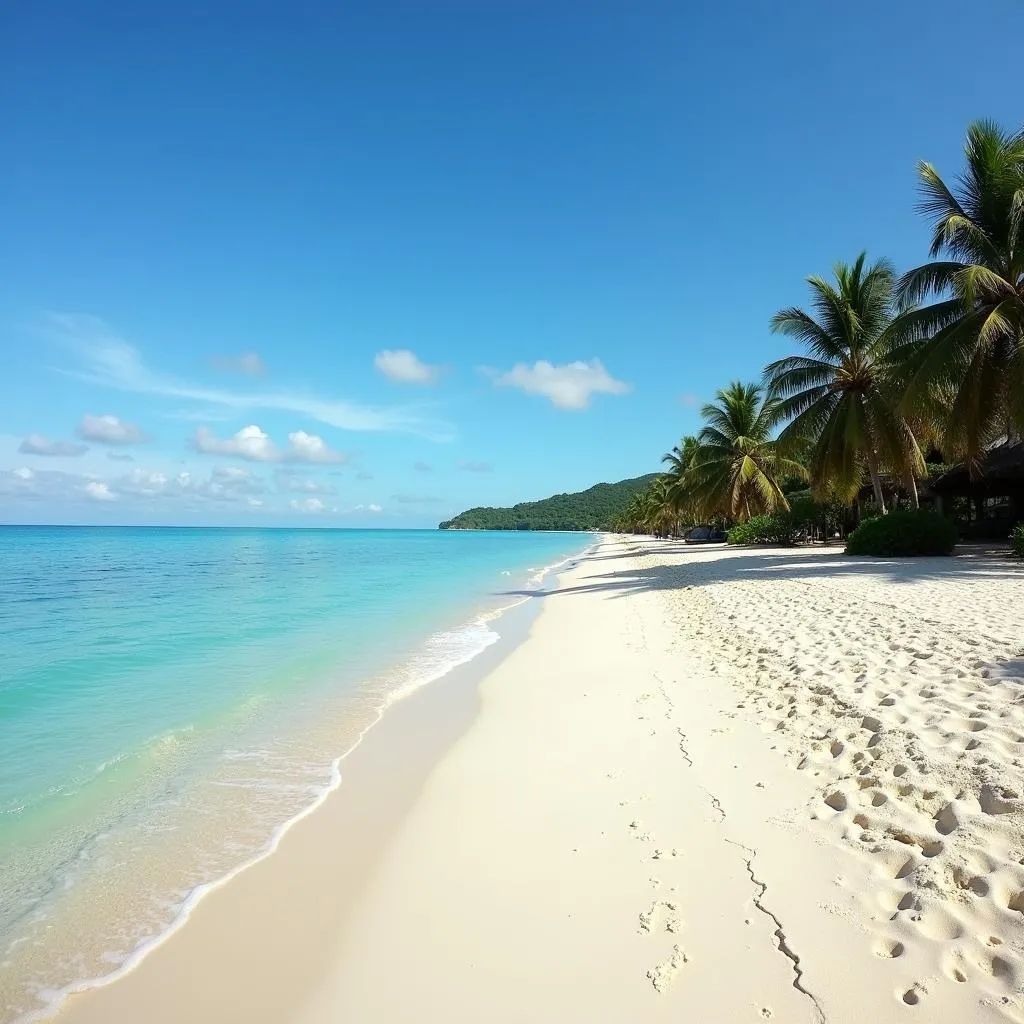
xmin=57 ymin=537 xmax=1024 ymax=1023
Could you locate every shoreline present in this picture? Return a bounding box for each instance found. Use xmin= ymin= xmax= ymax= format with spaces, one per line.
xmin=25 ymin=546 xmax=587 ymax=1024
xmin=53 ymin=537 xmax=1024 ymax=1023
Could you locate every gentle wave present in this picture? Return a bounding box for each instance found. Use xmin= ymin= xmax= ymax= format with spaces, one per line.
xmin=11 ymin=544 xmax=589 ymax=1024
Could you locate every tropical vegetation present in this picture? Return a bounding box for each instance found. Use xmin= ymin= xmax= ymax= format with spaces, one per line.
xmin=688 ymin=382 xmax=806 ymax=520
xmin=845 ymin=510 xmax=958 ymax=557
xmin=891 ymin=121 xmax=1024 ymax=466
xmin=766 ymin=253 xmax=923 ymax=512
xmin=1011 ymin=522 xmax=1024 ymax=559
xmin=439 ymin=474 xmax=658 ymax=531
xmin=725 ymin=492 xmax=845 ymax=547
xmin=615 ymin=119 xmax=1024 ymax=553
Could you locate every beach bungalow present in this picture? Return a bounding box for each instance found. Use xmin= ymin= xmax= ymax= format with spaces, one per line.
xmin=931 ymin=440 xmax=1024 ymax=540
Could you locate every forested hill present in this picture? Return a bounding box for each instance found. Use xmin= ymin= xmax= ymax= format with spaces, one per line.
xmin=438 ymin=474 xmax=658 ymax=531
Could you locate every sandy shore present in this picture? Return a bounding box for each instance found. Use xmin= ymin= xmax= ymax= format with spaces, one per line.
xmin=56 ymin=537 xmax=1024 ymax=1023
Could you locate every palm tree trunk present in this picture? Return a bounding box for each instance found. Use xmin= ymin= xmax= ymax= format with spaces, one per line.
xmin=904 ymin=471 xmax=920 ymax=509
xmin=866 ymin=451 xmax=887 ymax=514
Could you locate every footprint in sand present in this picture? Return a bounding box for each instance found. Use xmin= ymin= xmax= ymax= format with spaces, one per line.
xmin=872 ymin=937 xmax=905 ymax=959
xmin=900 ymin=984 xmax=925 ymax=1005
xmin=646 ymin=944 xmax=687 ymax=992
xmin=638 ymin=898 xmax=681 ymax=934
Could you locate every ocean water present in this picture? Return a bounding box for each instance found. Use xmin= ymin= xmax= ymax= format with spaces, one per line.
xmin=0 ymin=526 xmax=589 ymax=1023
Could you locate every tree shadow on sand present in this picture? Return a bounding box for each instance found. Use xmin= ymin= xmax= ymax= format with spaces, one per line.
xmin=507 ymin=545 xmax=1024 ymax=603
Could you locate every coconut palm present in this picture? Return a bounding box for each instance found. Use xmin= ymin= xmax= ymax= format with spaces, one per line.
xmin=615 ymin=477 xmax=675 ymax=536
xmin=661 ymin=434 xmax=700 ymax=524
xmin=644 ymin=477 xmax=677 ymax=536
xmin=661 ymin=435 xmax=698 ymax=479
xmin=688 ymin=382 xmax=805 ymax=521
xmin=892 ymin=119 xmax=1024 ymax=463
xmin=614 ymin=493 xmax=644 ymax=533
xmin=766 ymin=253 xmax=925 ymax=512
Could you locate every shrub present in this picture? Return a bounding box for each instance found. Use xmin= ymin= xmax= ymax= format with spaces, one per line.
xmin=786 ymin=491 xmax=848 ymax=538
xmin=727 ymin=512 xmax=799 ymax=546
xmin=727 ymin=493 xmax=848 ymax=546
xmin=845 ymin=509 xmax=957 ymax=557
xmin=1011 ymin=522 xmax=1024 ymax=558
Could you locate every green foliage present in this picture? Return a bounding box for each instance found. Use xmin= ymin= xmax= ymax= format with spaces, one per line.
xmin=623 ymin=384 xmax=809 ymax=536
xmin=890 ymin=120 xmax=1024 ymax=463
xmin=1010 ymin=522 xmax=1024 ymax=558
xmin=766 ymin=252 xmax=923 ymax=508
xmin=789 ymin=490 xmax=849 ymax=537
xmin=726 ymin=491 xmax=847 ymax=546
xmin=446 ymin=122 xmax=1024 ymax=544
xmin=688 ymin=381 xmax=807 ymax=521
xmin=661 ymin=435 xmax=701 ymax=522
xmin=845 ymin=510 xmax=958 ymax=557
xmin=726 ymin=514 xmax=797 ymax=546
xmin=439 ymin=474 xmax=659 ymax=532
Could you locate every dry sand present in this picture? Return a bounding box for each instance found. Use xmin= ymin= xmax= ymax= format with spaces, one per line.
xmin=56 ymin=537 xmax=1024 ymax=1023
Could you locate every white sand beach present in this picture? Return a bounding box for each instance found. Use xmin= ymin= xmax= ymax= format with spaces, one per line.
xmin=57 ymin=537 xmax=1024 ymax=1023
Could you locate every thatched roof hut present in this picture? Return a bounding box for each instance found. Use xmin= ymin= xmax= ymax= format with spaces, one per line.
xmin=931 ymin=440 xmax=1024 ymax=539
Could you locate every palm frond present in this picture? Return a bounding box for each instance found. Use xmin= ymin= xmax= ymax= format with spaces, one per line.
xmin=895 ymin=262 xmax=965 ymax=309
xmin=769 ymin=308 xmax=844 ymax=360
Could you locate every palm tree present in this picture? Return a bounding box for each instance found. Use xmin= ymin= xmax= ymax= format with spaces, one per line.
xmin=892 ymin=119 xmax=1024 ymax=464
xmin=766 ymin=253 xmax=925 ymax=512
xmin=614 ymin=493 xmax=644 ymax=534
xmin=688 ymin=382 xmax=805 ymax=521
xmin=614 ymin=478 xmax=674 ymax=536
xmin=661 ymin=435 xmax=700 ymax=527
xmin=644 ymin=477 xmax=676 ymax=537
xmin=661 ymin=435 xmax=698 ymax=479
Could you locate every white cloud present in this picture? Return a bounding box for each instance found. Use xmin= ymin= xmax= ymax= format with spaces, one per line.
xmin=289 ymin=497 xmax=336 ymax=514
xmin=212 ymin=465 xmax=257 ymax=483
xmin=85 ymin=481 xmax=117 ymax=502
xmin=457 ymin=460 xmax=493 ymax=473
xmin=116 ymin=468 xmax=169 ymax=497
xmin=19 ymin=434 xmax=89 ymax=457
xmin=204 ymin=471 xmax=264 ymax=501
xmin=351 ymin=502 xmax=383 ymax=514
xmin=492 ymin=359 xmax=630 ymax=410
xmin=374 ymin=349 xmax=441 ymax=385
xmin=114 ymin=465 xmax=265 ymax=503
xmin=287 ymin=430 xmax=345 ymax=463
xmin=277 ymin=473 xmax=337 ymax=495
xmin=0 ymin=467 xmax=81 ymax=499
xmin=213 ymin=352 xmax=265 ymax=375
xmin=107 ymin=451 xmax=135 ymax=462
xmin=0 ymin=463 xmax=266 ymax=509
xmin=46 ymin=315 xmax=454 ymax=440
xmin=195 ymin=424 xmax=275 ymax=461
xmin=200 ymin=466 xmax=265 ymax=500
xmin=77 ymin=413 xmax=147 ymax=445
xmin=193 ymin=425 xmax=348 ymax=464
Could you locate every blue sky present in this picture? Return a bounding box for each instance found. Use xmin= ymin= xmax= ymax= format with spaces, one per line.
xmin=2 ymin=0 xmax=1022 ymax=526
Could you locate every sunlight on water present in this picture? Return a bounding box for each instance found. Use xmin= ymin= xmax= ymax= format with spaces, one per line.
xmin=0 ymin=527 xmax=588 ymax=1023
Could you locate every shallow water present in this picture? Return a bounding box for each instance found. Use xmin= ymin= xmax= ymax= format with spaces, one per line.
xmin=0 ymin=526 xmax=587 ymax=1023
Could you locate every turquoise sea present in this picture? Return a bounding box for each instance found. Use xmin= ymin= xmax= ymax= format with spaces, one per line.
xmin=0 ymin=526 xmax=589 ymax=1023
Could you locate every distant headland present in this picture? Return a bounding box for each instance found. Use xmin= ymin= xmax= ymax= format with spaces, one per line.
xmin=438 ymin=474 xmax=657 ymax=531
